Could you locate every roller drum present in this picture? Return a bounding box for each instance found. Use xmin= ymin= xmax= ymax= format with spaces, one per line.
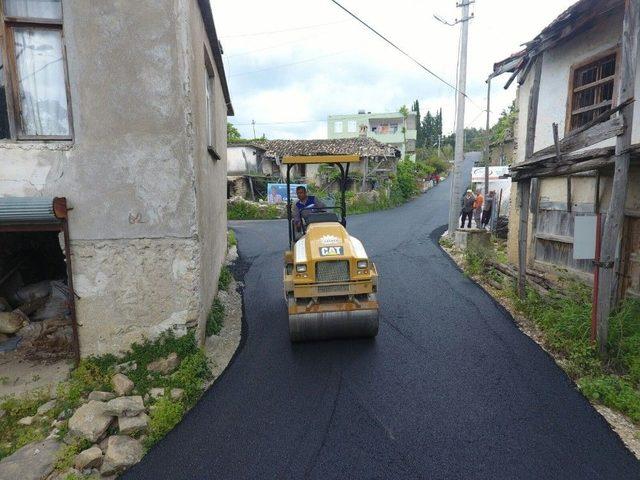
xmin=289 ymin=308 xmax=379 ymax=342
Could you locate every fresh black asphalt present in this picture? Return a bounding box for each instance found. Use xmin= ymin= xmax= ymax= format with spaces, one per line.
xmin=125 ymin=181 xmax=640 ymax=479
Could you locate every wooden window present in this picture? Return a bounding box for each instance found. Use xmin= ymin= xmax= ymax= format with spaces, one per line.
xmin=0 ymin=0 xmax=72 ymax=140
xmin=567 ymin=50 xmax=618 ymax=132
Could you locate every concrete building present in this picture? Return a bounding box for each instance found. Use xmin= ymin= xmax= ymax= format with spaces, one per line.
xmin=327 ymin=110 xmax=417 ymax=160
xmin=0 ymin=0 xmax=233 ymax=356
xmin=491 ymin=0 xmax=639 ymax=299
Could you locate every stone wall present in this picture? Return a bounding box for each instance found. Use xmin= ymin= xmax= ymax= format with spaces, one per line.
xmin=72 ymin=238 xmax=200 ymax=356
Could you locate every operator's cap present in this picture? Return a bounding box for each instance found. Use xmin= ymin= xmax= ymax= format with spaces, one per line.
xmin=467 ymin=189 xmax=472 ymax=193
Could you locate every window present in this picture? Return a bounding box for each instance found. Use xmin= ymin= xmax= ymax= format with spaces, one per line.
xmin=347 ymin=120 xmax=357 ymax=133
xmin=204 ymin=53 xmax=218 ymax=159
xmin=333 ymin=121 xmax=343 ymax=133
xmin=567 ymin=51 xmax=617 ymax=132
xmin=0 ymin=0 xmax=72 ymax=139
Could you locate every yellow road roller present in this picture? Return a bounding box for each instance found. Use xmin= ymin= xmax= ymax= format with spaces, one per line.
xmin=283 ymin=154 xmax=379 ymax=342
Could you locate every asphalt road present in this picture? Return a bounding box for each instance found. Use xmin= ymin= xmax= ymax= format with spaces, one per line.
xmin=125 ymin=181 xmax=640 ymax=479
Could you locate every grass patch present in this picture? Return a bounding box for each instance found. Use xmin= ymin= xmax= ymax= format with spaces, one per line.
xmin=228 ymin=199 xmax=280 ymax=220
xmin=55 ymin=438 xmax=92 ymax=471
xmin=218 ymin=266 xmax=233 ymax=291
xmin=228 ymin=230 xmax=237 ymax=248
xmin=206 ymin=298 xmax=225 ymax=337
xmin=144 ymin=397 xmax=185 ymax=448
xmin=509 ymin=281 xmax=640 ymax=423
xmin=0 ymin=390 xmax=52 ymax=460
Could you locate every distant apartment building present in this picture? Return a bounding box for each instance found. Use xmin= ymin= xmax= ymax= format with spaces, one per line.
xmin=327 ymin=110 xmax=417 ymax=160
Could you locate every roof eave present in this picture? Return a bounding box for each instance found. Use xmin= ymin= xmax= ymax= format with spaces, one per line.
xmin=197 ymin=0 xmax=234 ymax=116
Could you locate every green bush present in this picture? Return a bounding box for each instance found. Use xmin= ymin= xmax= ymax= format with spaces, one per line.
xmin=218 ymin=266 xmax=233 ymax=291
xmin=579 ymin=376 xmax=640 ymax=422
xmin=144 ymin=397 xmax=185 ymax=448
xmin=206 ymin=298 xmax=224 ymax=336
xmin=463 ymin=246 xmax=493 ymax=277
xmin=170 ymin=350 xmax=211 ymax=405
xmin=227 ymin=200 xmax=280 ymax=220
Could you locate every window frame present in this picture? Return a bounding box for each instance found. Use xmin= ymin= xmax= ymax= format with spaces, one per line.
xmin=0 ymin=1 xmax=74 ymax=141
xmin=333 ymin=120 xmax=343 ymax=134
xmin=565 ymin=46 xmax=620 ymax=135
xmin=204 ymin=49 xmax=219 ymax=160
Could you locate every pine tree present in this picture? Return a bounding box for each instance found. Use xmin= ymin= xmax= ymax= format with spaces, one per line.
xmin=411 ymin=100 xmax=422 ymax=147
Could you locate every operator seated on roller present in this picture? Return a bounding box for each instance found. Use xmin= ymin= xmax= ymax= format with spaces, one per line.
xmin=293 ymin=186 xmax=325 ymax=238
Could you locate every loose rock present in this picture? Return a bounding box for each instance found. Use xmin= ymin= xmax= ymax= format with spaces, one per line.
xmin=118 ymin=413 xmax=150 ymax=435
xmin=100 ymin=435 xmax=144 ymax=476
xmin=115 ymin=360 xmax=137 ymax=374
xmin=37 ymin=399 xmax=57 ymax=416
xmin=88 ymin=391 xmax=116 ymax=402
xmin=111 ymin=373 xmax=134 ymax=396
xmin=18 ymin=416 xmax=34 ymax=426
xmin=147 ymin=352 xmax=180 ymax=375
xmin=0 ymin=438 xmax=61 ymax=480
xmin=0 ymin=310 xmax=29 ymax=334
xmin=105 ymin=396 xmax=145 ymax=417
xmin=74 ymin=446 xmax=103 ymax=470
xmin=68 ymin=401 xmax=114 ymax=443
xmin=170 ymin=388 xmax=185 ymax=401
xmin=148 ymin=387 xmax=165 ymax=400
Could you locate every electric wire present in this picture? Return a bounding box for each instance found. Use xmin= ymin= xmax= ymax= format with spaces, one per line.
xmin=230 ymin=50 xmax=350 ymax=77
xmin=221 ymin=20 xmax=347 ymax=39
xmin=328 ymin=0 xmax=480 ymax=109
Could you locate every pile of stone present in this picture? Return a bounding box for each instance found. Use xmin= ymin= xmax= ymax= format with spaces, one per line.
xmin=0 ymin=280 xmax=73 ymax=359
xmin=0 ymin=352 xmax=184 ymax=479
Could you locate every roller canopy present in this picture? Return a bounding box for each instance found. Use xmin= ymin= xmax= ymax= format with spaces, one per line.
xmin=0 ymin=197 xmax=67 ymax=224
xmin=283 ymin=154 xmax=360 ymax=165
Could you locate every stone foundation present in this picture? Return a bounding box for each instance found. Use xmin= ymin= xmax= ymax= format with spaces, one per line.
xmin=454 ymin=228 xmax=491 ymax=251
xmin=72 ymin=238 xmax=201 ymax=356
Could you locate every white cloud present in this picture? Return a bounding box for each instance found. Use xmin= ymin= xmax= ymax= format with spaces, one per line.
xmin=213 ymin=0 xmax=576 ymax=139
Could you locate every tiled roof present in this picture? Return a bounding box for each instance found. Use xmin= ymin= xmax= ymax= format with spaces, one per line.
xmin=255 ymin=137 xmax=399 ymax=158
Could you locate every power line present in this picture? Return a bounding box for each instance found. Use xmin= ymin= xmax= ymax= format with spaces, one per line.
xmin=328 ymin=0 xmax=479 ymax=108
xmin=230 ymin=50 xmax=350 ymax=77
xmin=220 ymin=20 xmax=347 ymax=39
xmin=227 ymin=35 xmax=318 ymax=58
xmin=233 ymin=119 xmax=325 ymax=126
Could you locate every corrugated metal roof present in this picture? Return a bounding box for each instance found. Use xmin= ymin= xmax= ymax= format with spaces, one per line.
xmin=0 ymin=197 xmax=59 ymax=223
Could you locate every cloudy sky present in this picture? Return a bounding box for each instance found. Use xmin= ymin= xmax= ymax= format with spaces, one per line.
xmin=212 ymin=0 xmax=576 ymax=140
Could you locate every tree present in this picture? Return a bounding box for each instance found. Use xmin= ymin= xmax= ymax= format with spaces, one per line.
xmin=491 ymin=100 xmax=517 ymax=144
xmin=227 ymin=122 xmax=241 ymax=142
xmin=411 ymin=100 xmax=423 ymax=147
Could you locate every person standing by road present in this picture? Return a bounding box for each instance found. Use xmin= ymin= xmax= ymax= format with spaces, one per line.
xmin=460 ymin=190 xmax=475 ymax=229
xmin=482 ymin=190 xmax=495 ymax=229
xmin=473 ymin=189 xmax=484 ymax=228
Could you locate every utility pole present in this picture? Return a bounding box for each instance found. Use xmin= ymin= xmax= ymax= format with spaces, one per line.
xmin=251 ymin=119 xmax=257 ymax=139
xmin=484 ymin=78 xmax=491 ymax=195
xmin=444 ymin=0 xmax=473 ymax=236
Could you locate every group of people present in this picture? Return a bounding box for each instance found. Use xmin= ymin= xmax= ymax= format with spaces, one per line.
xmin=460 ymin=188 xmax=495 ymax=229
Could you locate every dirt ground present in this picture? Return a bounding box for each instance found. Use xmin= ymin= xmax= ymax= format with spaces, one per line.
xmin=0 ymin=352 xmax=72 ymax=398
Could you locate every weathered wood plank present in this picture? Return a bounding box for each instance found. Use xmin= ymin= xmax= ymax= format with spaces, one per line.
xmin=596 ymin=0 xmax=639 ymax=354
xmin=513 ymin=116 xmax=624 ymax=169
xmin=514 ymin=156 xmax=616 ymax=180
xmin=518 ymin=180 xmax=532 ymax=298
xmin=525 ymin=56 xmax=543 ymax=159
